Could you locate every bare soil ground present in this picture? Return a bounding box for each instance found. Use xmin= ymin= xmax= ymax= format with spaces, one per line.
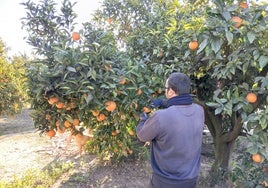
xmin=0 ymin=108 xmax=214 ymax=187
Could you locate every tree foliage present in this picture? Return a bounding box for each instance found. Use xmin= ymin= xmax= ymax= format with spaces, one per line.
xmin=0 ymin=39 xmax=28 ymax=116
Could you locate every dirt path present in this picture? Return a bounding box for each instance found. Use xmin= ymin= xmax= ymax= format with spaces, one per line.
xmin=0 ymin=109 xmax=81 ymax=181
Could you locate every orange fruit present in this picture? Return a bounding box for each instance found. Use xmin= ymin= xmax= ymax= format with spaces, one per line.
xmin=72 ymin=32 xmax=80 ymax=41
xmin=128 ymin=129 xmax=135 ymax=136
xmin=107 ymin=18 xmax=113 ymax=24
xmin=111 ymin=130 xmax=117 ymax=136
xmin=116 ymin=90 xmax=122 ymax=95
xmin=158 ymin=50 xmax=164 ymax=57
xmin=230 ymin=16 xmax=243 ymax=28
xmin=239 ymin=2 xmax=248 ymax=9
xmin=45 ymin=114 xmax=52 ymax=120
xmin=56 ymin=102 xmax=65 ymax=109
xmin=64 ymin=120 xmax=72 ymax=128
xmin=105 ymin=101 xmax=117 ymax=112
xmin=46 ymin=129 xmax=56 ymax=138
xmin=118 ymin=77 xmax=126 ymax=85
xmin=92 ymin=110 xmax=100 ymax=117
xmin=73 ymin=118 xmax=80 ymax=126
xmin=97 ymin=113 xmax=106 ymax=121
xmin=252 ymin=153 xmax=262 ymax=163
xmin=48 ymin=96 xmax=59 ymax=105
xmin=137 ymin=89 xmax=142 ymax=95
xmin=143 ymin=107 xmax=151 ymax=113
xmin=75 ymin=133 xmax=83 ymax=139
xmin=55 ymin=120 xmax=61 ymax=127
xmin=246 ymin=92 xmax=257 ymax=103
xmin=189 ymin=40 xmax=199 ymax=50
xmin=130 ymin=102 xmax=138 ymax=109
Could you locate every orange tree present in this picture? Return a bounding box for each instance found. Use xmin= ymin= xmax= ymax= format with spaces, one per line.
xmin=0 ymin=39 xmax=27 ymax=116
xmin=21 ymin=0 xmax=161 ymax=160
xmin=95 ymin=0 xmax=268 ymax=186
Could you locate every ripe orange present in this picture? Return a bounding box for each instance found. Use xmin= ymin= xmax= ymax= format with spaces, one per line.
xmin=55 ymin=120 xmax=61 ymax=127
xmin=131 ymin=102 xmax=138 ymax=109
xmin=73 ymin=118 xmax=80 ymax=126
xmin=48 ymin=96 xmax=59 ymax=105
xmin=189 ymin=40 xmax=199 ymax=50
xmin=97 ymin=113 xmax=106 ymax=121
xmin=118 ymin=77 xmax=126 ymax=85
xmin=45 ymin=114 xmax=52 ymax=120
xmin=246 ymin=92 xmax=257 ymax=103
xmin=111 ymin=130 xmax=117 ymax=136
xmin=107 ymin=18 xmax=113 ymax=24
xmin=56 ymin=102 xmax=65 ymax=109
xmin=143 ymin=107 xmax=151 ymax=113
xmin=230 ymin=16 xmax=243 ymax=28
xmin=239 ymin=2 xmax=248 ymax=9
xmin=158 ymin=50 xmax=164 ymax=58
xmin=252 ymin=153 xmax=262 ymax=163
xmin=75 ymin=133 xmax=83 ymax=139
xmin=105 ymin=101 xmax=117 ymax=112
xmin=137 ymin=89 xmax=142 ymax=95
xmin=128 ymin=149 xmax=133 ymax=155
xmin=46 ymin=129 xmax=56 ymax=138
xmin=64 ymin=120 xmax=72 ymax=128
xmin=128 ymin=129 xmax=135 ymax=136
xmin=72 ymin=32 xmax=80 ymax=41
xmin=92 ymin=110 xmax=100 ymax=117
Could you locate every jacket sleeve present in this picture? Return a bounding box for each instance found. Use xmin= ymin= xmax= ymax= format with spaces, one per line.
xmin=136 ymin=112 xmax=160 ymax=142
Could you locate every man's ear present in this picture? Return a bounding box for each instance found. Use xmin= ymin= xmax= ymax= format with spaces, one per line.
xmin=167 ymin=88 xmax=176 ymax=97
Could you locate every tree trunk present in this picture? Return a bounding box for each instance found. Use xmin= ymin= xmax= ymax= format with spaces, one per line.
xmin=209 ymin=136 xmax=236 ymax=187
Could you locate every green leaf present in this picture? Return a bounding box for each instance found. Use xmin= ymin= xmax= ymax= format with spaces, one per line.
xmin=225 ymin=30 xmax=233 ymax=45
xmin=221 ymin=11 xmax=231 ymax=21
xmin=85 ymin=93 xmax=93 ymax=104
xmin=247 ymin=31 xmax=256 ymax=44
xmin=246 ymin=145 xmax=259 ymax=154
xmin=215 ymin=107 xmax=223 ymax=115
xmin=259 ymin=55 xmax=268 ymax=69
xmin=196 ymin=38 xmax=208 ymax=54
xmin=211 ymin=38 xmax=222 ymax=53
xmin=206 ymin=102 xmax=221 ymax=108
xmin=66 ymin=66 xmax=76 ymax=72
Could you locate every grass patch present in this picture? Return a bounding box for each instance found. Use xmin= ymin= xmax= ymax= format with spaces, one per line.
xmin=0 ymin=161 xmax=74 ymax=188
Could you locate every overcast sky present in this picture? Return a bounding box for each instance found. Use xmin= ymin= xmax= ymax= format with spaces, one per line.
xmin=0 ymin=0 xmax=102 ymax=56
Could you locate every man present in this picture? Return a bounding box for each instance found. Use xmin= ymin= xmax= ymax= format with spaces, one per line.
xmin=136 ymin=72 xmax=204 ymax=188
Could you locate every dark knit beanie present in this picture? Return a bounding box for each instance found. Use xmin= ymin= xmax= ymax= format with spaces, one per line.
xmin=168 ymin=72 xmax=191 ymax=94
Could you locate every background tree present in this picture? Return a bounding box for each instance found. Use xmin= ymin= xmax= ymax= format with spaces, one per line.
xmin=0 ymin=38 xmax=28 ymax=116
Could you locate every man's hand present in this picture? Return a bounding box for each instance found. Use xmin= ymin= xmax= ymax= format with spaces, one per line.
xmin=140 ymin=112 xmax=149 ymax=121
xmin=150 ymin=99 xmax=163 ymax=108
xmin=150 ymin=98 xmax=167 ymax=108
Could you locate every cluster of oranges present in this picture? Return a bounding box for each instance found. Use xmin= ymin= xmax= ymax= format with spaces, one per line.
xmin=45 ymin=96 xmax=82 ymax=137
xmin=230 ymin=2 xmax=248 ymax=28
xmin=48 ymin=96 xmax=76 ymax=110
